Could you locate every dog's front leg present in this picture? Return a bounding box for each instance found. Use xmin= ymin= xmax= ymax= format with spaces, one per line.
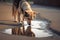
xmin=12 ymin=6 xmax=18 ymax=22
xmin=20 ymin=14 xmax=24 ymax=25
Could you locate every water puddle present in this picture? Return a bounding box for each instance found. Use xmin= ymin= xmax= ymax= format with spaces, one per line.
xmin=0 ymin=20 xmax=53 ymax=38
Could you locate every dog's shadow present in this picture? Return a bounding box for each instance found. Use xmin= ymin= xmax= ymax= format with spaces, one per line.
xmin=0 ymin=20 xmax=22 ymax=26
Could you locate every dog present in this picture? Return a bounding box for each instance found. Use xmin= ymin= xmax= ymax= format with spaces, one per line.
xmin=18 ymin=0 xmax=37 ymax=25
xmin=12 ymin=0 xmax=37 ymax=25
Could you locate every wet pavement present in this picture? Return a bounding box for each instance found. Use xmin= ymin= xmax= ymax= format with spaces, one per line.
xmin=0 ymin=20 xmax=54 ymax=38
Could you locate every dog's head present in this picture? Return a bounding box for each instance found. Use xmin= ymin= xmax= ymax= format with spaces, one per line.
xmin=25 ymin=10 xmax=37 ymax=20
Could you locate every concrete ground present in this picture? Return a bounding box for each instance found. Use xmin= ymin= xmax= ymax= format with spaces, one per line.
xmin=0 ymin=2 xmax=60 ymax=40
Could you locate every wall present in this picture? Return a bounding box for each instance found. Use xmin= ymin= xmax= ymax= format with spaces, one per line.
xmin=33 ymin=0 xmax=60 ymax=7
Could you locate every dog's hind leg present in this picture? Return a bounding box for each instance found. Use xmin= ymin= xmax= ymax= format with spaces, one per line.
xmin=12 ymin=5 xmax=18 ymax=22
xmin=17 ymin=12 xmax=20 ymax=22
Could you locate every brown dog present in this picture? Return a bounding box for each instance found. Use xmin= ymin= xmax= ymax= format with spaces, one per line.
xmin=19 ymin=0 xmax=37 ymax=25
xmin=12 ymin=0 xmax=37 ymax=25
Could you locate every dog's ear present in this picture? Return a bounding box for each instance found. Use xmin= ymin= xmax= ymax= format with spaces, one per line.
xmin=31 ymin=11 xmax=36 ymax=19
xmin=33 ymin=11 xmax=39 ymax=14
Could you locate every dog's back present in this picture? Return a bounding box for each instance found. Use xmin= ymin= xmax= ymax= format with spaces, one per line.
xmin=20 ymin=0 xmax=32 ymax=12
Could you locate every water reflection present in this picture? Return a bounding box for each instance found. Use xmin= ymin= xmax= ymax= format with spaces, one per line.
xmin=12 ymin=25 xmax=35 ymax=37
xmin=12 ymin=25 xmax=25 ymax=35
xmin=25 ymin=26 xmax=35 ymax=37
